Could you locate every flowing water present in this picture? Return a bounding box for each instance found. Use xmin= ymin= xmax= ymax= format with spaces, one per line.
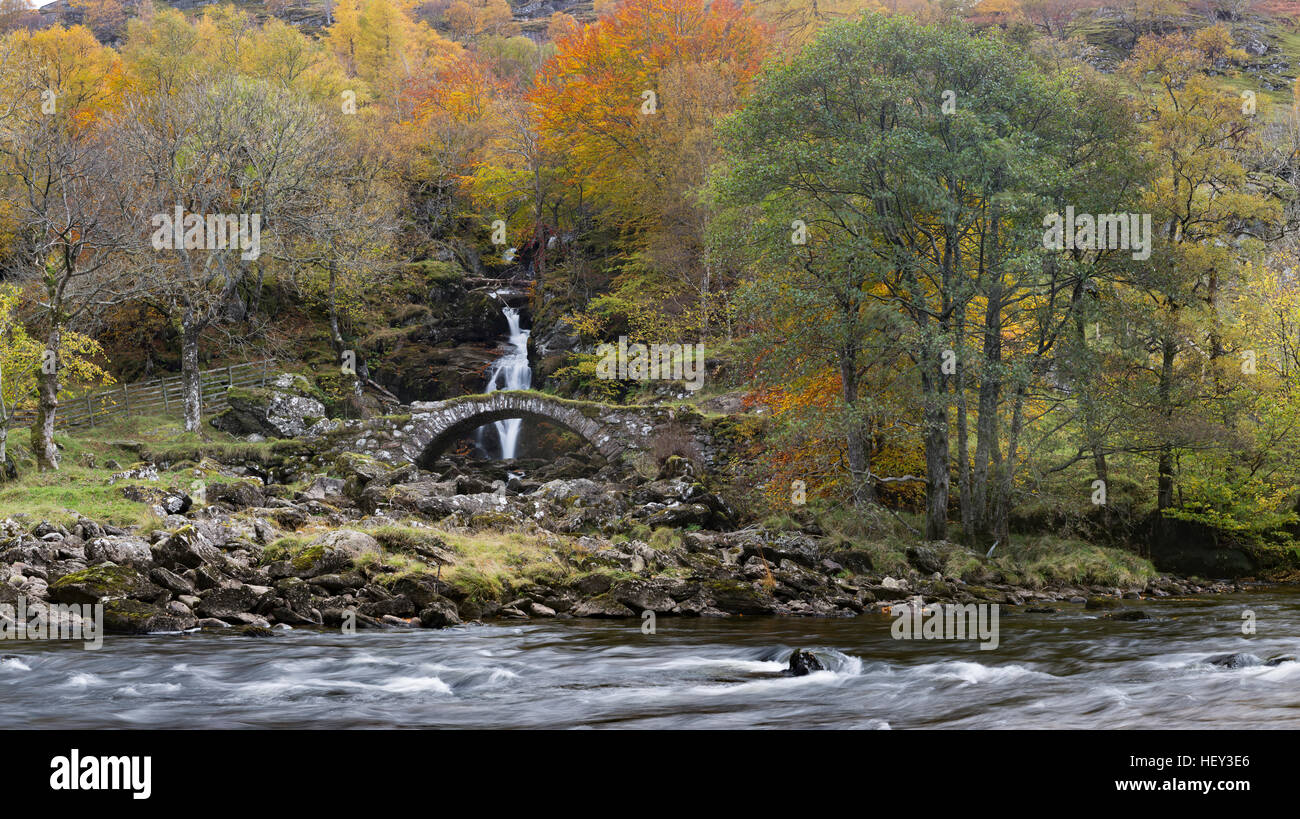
xmin=478 ymin=306 xmax=531 ymax=460
xmin=3 ymin=590 xmax=1298 ymax=728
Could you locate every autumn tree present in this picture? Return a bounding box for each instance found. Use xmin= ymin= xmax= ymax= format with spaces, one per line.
xmin=0 ymin=283 xmax=110 ymax=479
xmin=532 ymin=0 xmax=766 ymax=339
xmin=1117 ymin=31 xmax=1281 ymax=513
xmin=0 ymin=25 xmax=130 ymax=470
xmin=108 ymin=77 xmax=341 ymax=430
xmin=714 ymin=15 xmax=1143 ymax=540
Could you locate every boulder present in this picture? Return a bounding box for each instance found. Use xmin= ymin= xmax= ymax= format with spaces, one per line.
xmin=48 ymin=565 xmax=161 ymax=605
xmin=570 ymin=594 xmax=636 ymax=618
xmin=906 ymin=545 xmax=945 ymax=576
xmin=85 ymin=536 xmax=154 ymax=569
xmin=609 ymin=579 xmax=676 ymax=613
xmin=702 ymin=580 xmax=775 ymax=615
xmin=159 ymin=494 xmax=192 ymax=515
xmin=148 ymin=567 xmax=197 ymax=596
xmin=301 ymin=476 xmax=346 ymax=501
xmin=195 ymin=586 xmax=265 ymax=620
xmin=335 ymin=452 xmax=392 ymax=494
xmin=787 ymin=649 xmax=825 ymax=677
xmin=206 ymin=481 xmax=264 ymax=509
xmin=102 ymin=599 xmax=197 ymax=634
xmin=210 ymin=378 xmax=326 ymax=439
xmin=388 ymin=574 xmax=450 ymax=608
xmin=154 ymin=526 xmax=227 ymax=571
xmin=1206 ymin=652 xmax=1261 ymax=670
xmin=293 ymin=529 xmax=381 ymax=578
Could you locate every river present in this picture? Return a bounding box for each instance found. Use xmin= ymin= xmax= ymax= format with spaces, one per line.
xmin=3 ymin=589 xmax=1297 ymax=729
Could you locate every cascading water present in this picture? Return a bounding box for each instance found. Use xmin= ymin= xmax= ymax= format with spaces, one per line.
xmin=480 ymin=306 xmax=531 ymax=459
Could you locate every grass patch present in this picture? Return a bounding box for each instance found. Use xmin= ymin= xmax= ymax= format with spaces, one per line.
xmin=648 ymin=526 xmax=682 ymax=550
xmin=438 ymin=528 xmax=571 ymax=602
xmin=0 ymin=412 xmax=275 ymax=527
xmin=999 ymin=535 xmax=1156 ymax=588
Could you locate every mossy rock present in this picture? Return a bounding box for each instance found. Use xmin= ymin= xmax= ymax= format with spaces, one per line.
xmin=703 ymin=579 xmax=774 ymax=614
xmin=49 ymin=565 xmax=160 ymax=605
xmin=102 ymin=599 xmax=198 ymax=634
xmin=292 ymin=530 xmax=381 ymax=577
xmin=333 ymin=452 xmax=391 ymax=495
xmin=291 ymin=543 xmax=326 ymax=572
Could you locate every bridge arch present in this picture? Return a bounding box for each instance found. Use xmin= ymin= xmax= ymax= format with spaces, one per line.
xmin=408 ymin=391 xmax=630 ymax=464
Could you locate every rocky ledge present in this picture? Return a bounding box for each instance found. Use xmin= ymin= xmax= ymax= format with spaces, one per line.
xmin=0 ymin=449 xmax=1241 ymax=636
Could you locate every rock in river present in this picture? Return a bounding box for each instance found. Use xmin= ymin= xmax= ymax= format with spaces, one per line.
xmin=787 ymin=648 xmax=825 ymax=677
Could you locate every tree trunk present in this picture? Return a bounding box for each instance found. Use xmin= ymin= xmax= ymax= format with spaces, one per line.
xmin=327 ymin=262 xmax=362 ymax=401
xmin=1157 ymin=333 xmax=1177 ymax=510
xmin=921 ymin=363 xmax=949 ymax=541
xmin=955 ymin=329 xmax=973 ymax=542
xmin=996 ymin=384 xmax=1027 ymax=544
xmin=840 ymin=340 xmax=874 ymax=505
xmin=32 ymin=326 xmax=61 ymax=471
xmin=181 ymin=320 xmax=202 ymax=432
xmin=972 ymin=327 xmax=1001 ymax=538
xmin=973 ymin=205 xmax=1003 ymax=539
xmin=0 ymin=365 xmax=9 ymax=480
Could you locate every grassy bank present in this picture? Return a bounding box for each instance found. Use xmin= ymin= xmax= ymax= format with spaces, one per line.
xmin=0 ymin=413 xmax=281 ymax=527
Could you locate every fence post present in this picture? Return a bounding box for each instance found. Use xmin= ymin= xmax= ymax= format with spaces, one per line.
xmin=121 ymin=382 xmax=130 ymax=415
xmin=262 ymin=359 xmax=268 ymax=387
xmin=86 ymin=393 xmax=94 ymax=428
xmin=160 ymin=378 xmax=169 ymax=414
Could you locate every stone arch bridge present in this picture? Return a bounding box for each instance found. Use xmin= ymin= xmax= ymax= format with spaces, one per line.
xmin=306 ymin=390 xmax=714 ymax=467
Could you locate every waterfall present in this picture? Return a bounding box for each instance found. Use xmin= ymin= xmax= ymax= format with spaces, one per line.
xmin=482 ymin=306 xmax=531 ymax=459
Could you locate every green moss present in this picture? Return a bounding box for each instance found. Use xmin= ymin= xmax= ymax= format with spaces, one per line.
xmin=50 ymin=565 xmax=141 ymax=594
xmin=291 ymin=544 xmax=325 ymax=571
xmin=406 ymin=259 xmax=464 ymax=286
xmin=260 ymin=535 xmax=309 ymax=565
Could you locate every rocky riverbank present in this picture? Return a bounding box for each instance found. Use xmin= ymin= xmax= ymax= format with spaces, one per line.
xmin=0 ymin=435 xmax=1247 ymax=637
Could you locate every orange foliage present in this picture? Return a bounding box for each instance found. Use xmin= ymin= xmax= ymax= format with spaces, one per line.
xmin=530 ymin=0 xmax=767 ymax=219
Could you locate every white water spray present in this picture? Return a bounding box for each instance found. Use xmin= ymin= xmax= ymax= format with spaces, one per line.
xmin=482 ymin=306 xmax=531 ymax=459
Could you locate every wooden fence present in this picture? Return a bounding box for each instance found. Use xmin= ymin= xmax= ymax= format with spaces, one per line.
xmin=10 ymin=359 xmax=277 ymax=431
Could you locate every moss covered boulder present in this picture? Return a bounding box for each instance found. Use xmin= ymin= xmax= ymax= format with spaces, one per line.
xmin=293 ymin=529 xmax=381 ymax=578
xmin=211 ymin=375 xmax=327 ymax=438
xmin=48 ymin=565 xmax=162 ymax=605
xmin=334 ymin=452 xmax=392 ymax=498
xmin=102 ymin=599 xmax=197 ymax=634
xmin=702 ymin=579 xmax=776 ymax=615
